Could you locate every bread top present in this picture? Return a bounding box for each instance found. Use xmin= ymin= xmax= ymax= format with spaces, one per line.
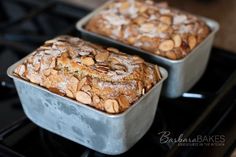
xmin=86 ymin=0 xmax=210 ymax=60
xmin=14 ymin=36 xmax=162 ymax=114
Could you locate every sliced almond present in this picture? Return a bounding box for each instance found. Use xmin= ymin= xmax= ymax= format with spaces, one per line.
xmin=159 ymin=40 xmax=174 ymax=51
xmin=45 ymin=39 xmax=56 ymax=44
xmin=127 ymin=37 xmax=136 ymax=44
xmin=115 ymin=70 xmax=125 ymax=75
xmin=75 ymin=91 xmax=92 ymax=105
xmin=28 ymin=73 xmax=41 ymax=84
xmin=95 ymin=51 xmax=109 ymax=62
xmin=138 ymin=81 xmax=143 ymax=95
xmin=69 ymin=76 xmax=79 ymax=92
xmin=61 ymin=52 xmax=69 ymax=58
xmin=133 ymin=17 xmax=146 ymax=25
xmin=94 ymin=102 xmax=104 ymax=110
xmin=188 ymin=35 xmax=197 ymax=49
xmin=66 ymin=89 xmax=74 ymax=98
xmin=154 ymin=65 xmax=162 ymax=81
xmin=43 ymin=68 xmax=51 ymax=76
xmin=92 ymin=95 xmax=100 ymax=105
xmin=104 ymin=99 xmax=119 ymax=114
xmin=108 ymin=3 xmax=115 ymax=9
xmin=79 ymin=51 xmax=90 ymax=56
xmin=121 ymin=1 xmax=129 ymax=7
xmin=77 ymin=77 xmax=87 ymax=91
xmin=27 ymin=56 xmax=34 ymax=64
xmin=142 ymin=88 xmax=145 ymax=95
xmin=81 ymin=57 xmax=95 ymax=66
xmin=118 ymin=95 xmax=130 ymax=109
xmin=14 ymin=64 xmax=26 ymax=77
xmin=34 ymin=63 xmax=41 ymax=71
xmin=173 ymin=15 xmax=187 ymax=25
xmin=165 ymin=51 xmax=177 ymax=60
xmin=119 ymin=1 xmax=130 ymax=12
xmin=57 ymin=55 xmax=70 ymax=66
xmin=157 ymin=23 xmax=169 ymax=32
xmin=146 ymin=83 xmax=152 ymax=91
xmin=140 ymin=23 xmax=155 ymax=33
xmin=172 ymin=34 xmax=182 ymax=47
xmin=109 ymin=57 xmax=120 ymax=65
xmin=48 ymin=87 xmax=65 ymax=96
xmin=155 ymin=50 xmax=161 ymax=55
xmin=43 ymin=77 xmax=52 ymax=88
xmin=50 ymin=58 xmax=56 ymax=68
xmin=96 ymin=65 xmax=109 ymax=73
xmin=147 ymin=9 xmax=155 ymax=15
xmin=139 ymin=6 xmax=147 ymax=13
xmin=81 ymin=85 xmax=91 ymax=92
xmin=107 ymin=47 xmax=119 ymax=53
xmin=132 ymin=56 xmax=144 ymax=64
xmin=39 ymin=46 xmax=51 ymax=50
xmin=160 ymin=16 xmax=172 ymax=25
xmin=51 ymin=69 xmax=58 ymax=75
xmin=112 ymin=64 xmax=127 ymax=71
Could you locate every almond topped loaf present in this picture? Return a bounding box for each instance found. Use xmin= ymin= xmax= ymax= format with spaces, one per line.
xmin=85 ymin=0 xmax=211 ymax=60
xmin=13 ymin=36 xmax=162 ymax=114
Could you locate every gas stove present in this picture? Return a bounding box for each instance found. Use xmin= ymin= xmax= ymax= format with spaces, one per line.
xmin=0 ymin=0 xmax=236 ymax=157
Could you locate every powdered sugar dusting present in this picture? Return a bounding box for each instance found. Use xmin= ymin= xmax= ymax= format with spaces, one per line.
xmin=102 ymin=13 xmax=129 ymax=26
xmin=159 ymin=8 xmax=170 ymax=14
xmin=127 ymin=2 xmax=138 ymax=18
xmin=58 ymin=81 xmax=67 ymax=91
xmin=178 ymin=25 xmax=193 ymax=34
xmin=17 ymin=65 xmax=25 ymax=76
xmin=173 ymin=15 xmax=188 ymax=25
xmin=149 ymin=15 xmax=157 ymax=20
xmin=112 ymin=26 xmax=122 ymax=38
xmin=109 ymin=54 xmax=139 ymax=81
xmin=123 ymin=27 xmax=131 ymax=39
xmin=26 ymin=64 xmax=42 ymax=84
xmin=98 ymin=80 xmax=136 ymax=90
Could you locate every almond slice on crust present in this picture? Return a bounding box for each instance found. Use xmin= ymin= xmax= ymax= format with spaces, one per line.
xmin=81 ymin=57 xmax=95 ymax=66
xmin=104 ymin=99 xmax=119 ymax=113
xmin=76 ymin=91 xmax=92 ymax=105
xmin=159 ymin=40 xmax=174 ymax=51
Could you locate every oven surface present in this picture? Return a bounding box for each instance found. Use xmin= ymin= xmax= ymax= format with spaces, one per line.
xmin=0 ymin=0 xmax=236 ymax=157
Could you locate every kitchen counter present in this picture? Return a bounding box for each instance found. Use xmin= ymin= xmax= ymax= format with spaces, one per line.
xmin=63 ymin=0 xmax=236 ymax=53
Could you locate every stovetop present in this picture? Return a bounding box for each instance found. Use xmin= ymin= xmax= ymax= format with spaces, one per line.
xmin=0 ymin=0 xmax=236 ymax=157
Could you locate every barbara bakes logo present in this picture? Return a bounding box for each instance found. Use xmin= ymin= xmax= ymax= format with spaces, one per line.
xmin=158 ymin=131 xmax=225 ymax=147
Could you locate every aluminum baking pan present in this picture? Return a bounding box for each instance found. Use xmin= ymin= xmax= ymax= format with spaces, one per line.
xmin=76 ymin=1 xmax=219 ymax=98
xmin=7 ymin=55 xmax=168 ymax=155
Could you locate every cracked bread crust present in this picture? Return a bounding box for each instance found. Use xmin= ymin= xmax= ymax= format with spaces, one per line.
xmin=14 ymin=36 xmax=161 ymax=114
xmin=85 ymin=0 xmax=211 ymax=60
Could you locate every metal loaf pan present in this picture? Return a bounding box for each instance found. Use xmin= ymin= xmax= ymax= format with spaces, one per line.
xmin=76 ymin=1 xmax=219 ymax=98
xmin=7 ymin=55 xmax=168 ymax=155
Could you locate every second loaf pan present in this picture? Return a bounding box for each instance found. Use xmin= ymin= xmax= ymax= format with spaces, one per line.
xmin=76 ymin=0 xmax=219 ymax=98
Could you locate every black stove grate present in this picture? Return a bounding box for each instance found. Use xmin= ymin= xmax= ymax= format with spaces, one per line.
xmin=0 ymin=0 xmax=236 ymax=157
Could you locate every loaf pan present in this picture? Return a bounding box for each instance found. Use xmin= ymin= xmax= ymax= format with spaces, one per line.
xmin=76 ymin=1 xmax=219 ymax=98
xmin=7 ymin=55 xmax=168 ymax=155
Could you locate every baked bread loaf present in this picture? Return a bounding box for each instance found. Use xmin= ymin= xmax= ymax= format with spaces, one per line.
xmin=85 ymin=0 xmax=211 ymax=60
xmin=14 ymin=36 xmax=162 ymax=114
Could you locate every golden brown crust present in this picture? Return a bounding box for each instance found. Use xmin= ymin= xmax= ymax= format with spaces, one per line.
xmin=85 ymin=0 xmax=211 ymax=60
xmin=14 ymin=36 xmax=161 ymax=114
